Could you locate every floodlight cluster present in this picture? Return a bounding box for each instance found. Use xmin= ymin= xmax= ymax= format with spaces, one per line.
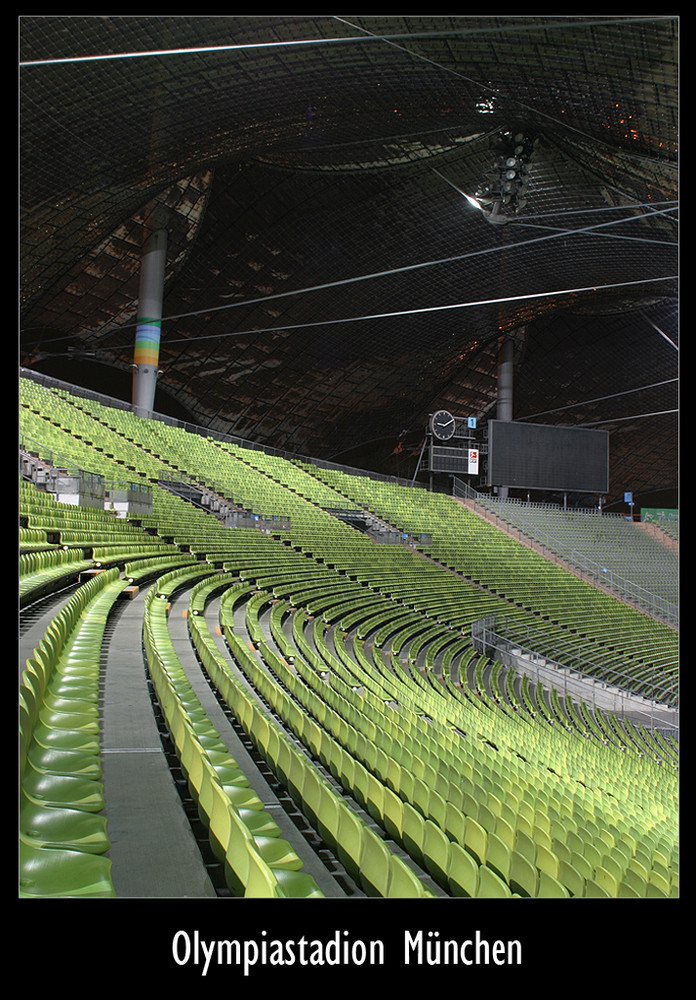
xmin=475 ymin=128 xmax=539 ymax=219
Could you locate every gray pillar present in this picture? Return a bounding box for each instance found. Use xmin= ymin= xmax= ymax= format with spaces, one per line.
xmin=496 ymin=336 xmax=514 ymax=498
xmin=132 ymin=227 xmax=168 ymax=418
xmin=497 ymin=336 xmax=514 ymax=423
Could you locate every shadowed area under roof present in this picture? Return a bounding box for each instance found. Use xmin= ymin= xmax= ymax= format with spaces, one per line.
xmin=19 ymin=15 xmax=678 ymax=507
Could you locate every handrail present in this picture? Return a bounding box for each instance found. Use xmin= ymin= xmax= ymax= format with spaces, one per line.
xmin=471 ymin=615 xmax=679 ymax=739
xmin=455 ymin=483 xmax=678 ymax=628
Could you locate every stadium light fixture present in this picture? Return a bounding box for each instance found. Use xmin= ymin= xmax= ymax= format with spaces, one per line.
xmin=463 ymin=193 xmax=484 ymax=211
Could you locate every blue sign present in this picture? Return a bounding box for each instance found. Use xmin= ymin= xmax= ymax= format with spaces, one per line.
xmin=467 ymin=417 xmax=477 ymax=429
xmin=624 ymin=492 xmax=633 ymax=504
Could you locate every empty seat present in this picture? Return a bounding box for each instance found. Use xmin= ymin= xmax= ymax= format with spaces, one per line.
xmin=558 ymin=860 xmax=585 ymax=897
xmin=422 ymin=819 xmax=451 ymax=890
xmin=485 ymin=831 xmax=512 ymax=883
xmin=20 ymin=841 xmax=114 ymax=898
xmin=358 ymin=830 xmax=392 ymax=897
xmin=477 ymin=865 xmax=512 ymax=898
xmin=510 ymin=850 xmax=538 ymax=898
xmin=387 ymin=855 xmax=434 ymax=898
xmin=464 ymin=817 xmax=488 ymax=867
xmin=593 ymin=865 xmax=619 ymax=897
xmin=448 ymin=842 xmax=479 ymax=897
xmin=537 ymin=870 xmax=570 ymax=897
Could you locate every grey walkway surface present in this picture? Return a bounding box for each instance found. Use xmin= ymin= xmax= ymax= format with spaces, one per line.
xmin=100 ymin=592 xmax=217 ymax=898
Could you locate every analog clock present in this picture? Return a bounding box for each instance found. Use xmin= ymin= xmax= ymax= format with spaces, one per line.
xmin=431 ymin=410 xmax=456 ymax=441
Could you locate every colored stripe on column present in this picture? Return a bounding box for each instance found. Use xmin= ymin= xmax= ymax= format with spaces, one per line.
xmin=134 ymin=318 xmax=161 ymax=366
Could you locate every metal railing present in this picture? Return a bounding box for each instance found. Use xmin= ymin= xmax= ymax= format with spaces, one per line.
xmin=21 ymin=437 xmax=152 ymax=515
xmin=454 ymin=480 xmax=678 ymax=628
xmin=471 ymin=615 xmax=678 ymax=739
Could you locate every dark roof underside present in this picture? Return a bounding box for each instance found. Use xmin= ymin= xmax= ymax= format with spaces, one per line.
xmin=19 ymin=15 xmax=678 ymax=507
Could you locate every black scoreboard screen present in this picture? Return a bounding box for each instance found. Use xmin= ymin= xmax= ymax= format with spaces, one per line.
xmin=488 ymin=420 xmax=609 ymax=493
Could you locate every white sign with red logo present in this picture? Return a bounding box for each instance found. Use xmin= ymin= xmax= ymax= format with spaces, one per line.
xmin=468 ymin=449 xmax=479 ymax=474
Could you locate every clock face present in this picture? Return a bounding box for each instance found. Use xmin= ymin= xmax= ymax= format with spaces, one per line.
xmin=431 ymin=410 xmax=456 ymax=441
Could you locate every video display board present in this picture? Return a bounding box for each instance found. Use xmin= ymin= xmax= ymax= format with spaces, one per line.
xmin=488 ymin=420 xmax=609 ymax=493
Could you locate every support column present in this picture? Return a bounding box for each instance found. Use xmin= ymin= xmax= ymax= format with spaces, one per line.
xmin=497 ymin=335 xmax=514 ymax=423
xmin=132 ymin=226 xmax=168 ymax=418
xmin=496 ymin=335 xmax=514 ymax=498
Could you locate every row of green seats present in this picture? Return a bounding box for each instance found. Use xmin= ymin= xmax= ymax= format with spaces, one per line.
xmin=19 ymin=546 xmax=94 ymax=605
xmin=266 ymin=584 xmax=676 ymax=900
xmin=142 ymin=580 xmax=325 ymax=897
xmin=297 ymin=460 xmax=678 ymax=700
xmin=223 ymin=596 xmax=528 ymax=896
xmin=189 ymin=578 xmax=435 ymax=897
xmin=20 ymin=567 xmax=128 ymax=897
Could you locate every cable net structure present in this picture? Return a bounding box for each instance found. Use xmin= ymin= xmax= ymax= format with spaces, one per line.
xmin=19 ymin=15 xmax=678 ymax=507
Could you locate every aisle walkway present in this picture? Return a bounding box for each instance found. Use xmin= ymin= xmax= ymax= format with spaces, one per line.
xmin=100 ymin=591 xmax=217 ymax=897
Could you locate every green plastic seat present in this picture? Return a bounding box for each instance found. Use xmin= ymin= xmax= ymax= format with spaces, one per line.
xmin=514 ymin=827 xmax=537 ymax=864
xmin=477 ymin=864 xmax=512 ymax=898
xmin=464 ymin=817 xmax=488 ymax=866
xmin=495 ymin=815 xmax=516 ymax=851
xmin=271 ymin=868 xmax=326 ymax=897
xmin=365 ymin=771 xmax=386 ymax=825
xmin=22 ymin=764 xmax=105 ymax=813
xmin=243 ymin=851 xmax=284 ymax=897
xmin=645 ymin=881 xmax=669 ymax=898
xmin=25 ymin=740 xmax=102 ymax=781
xmin=537 ymin=870 xmax=570 ymax=897
xmin=600 ymin=852 xmax=625 ymax=884
xmin=444 ymin=801 xmax=467 ymax=845
xmin=648 ymin=869 xmax=671 ymax=896
xmin=336 ymin=803 xmax=365 ymax=883
xmin=535 ymin=843 xmax=560 ymax=880
xmin=422 ymin=819 xmax=451 ymax=890
xmin=477 ymin=802 xmax=497 ymax=836
xmin=20 ymin=841 xmax=114 ymax=898
xmin=20 ymin=792 xmax=110 ymax=855
xmin=627 ymin=855 xmax=650 ymax=882
xmin=27 ymin=715 xmax=101 ymax=756
xmin=593 ymin=865 xmax=619 ymax=897
xmin=252 ymin=835 xmax=305 ymax=872
xmin=358 ymin=829 xmax=392 ymax=897
xmin=558 ymin=859 xmax=585 ymax=897
xmin=448 ymin=841 xmax=479 ymax=897
xmin=620 ymin=866 xmax=646 ymax=896
xmin=551 ymin=837 xmax=572 ymax=866
xmin=351 ymin=759 xmax=370 ymax=812
xmin=570 ymin=850 xmax=593 ymax=882
xmin=584 ymin=878 xmax=611 ymax=897
xmin=207 ymin=782 xmax=236 ymax=870
xmin=582 ymin=841 xmax=602 ymax=872
xmin=401 ymin=802 xmax=427 ymax=868
xmin=316 ymin=784 xmax=341 ymax=849
xmin=382 ymin=786 xmax=405 ymax=843
xmin=387 ymin=854 xmax=434 ymax=898
xmin=485 ymin=831 xmax=512 ymax=883
xmin=300 ymin=765 xmax=325 ymax=830
xmin=287 ymin=750 xmax=308 ymax=811
xmin=428 ymin=789 xmax=447 ymax=830
xmin=510 ymin=850 xmax=538 ymax=897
